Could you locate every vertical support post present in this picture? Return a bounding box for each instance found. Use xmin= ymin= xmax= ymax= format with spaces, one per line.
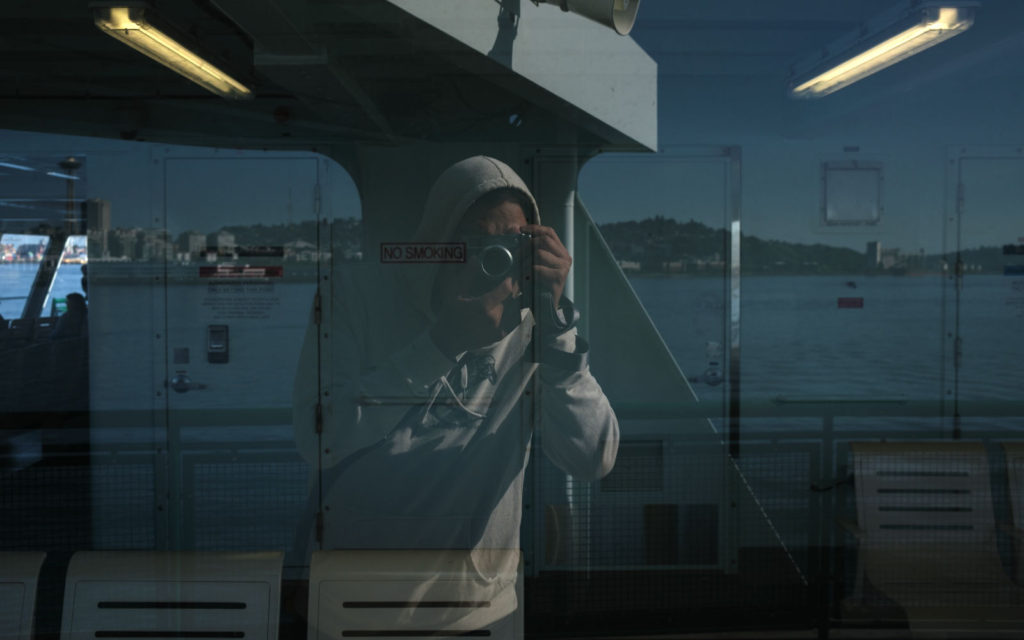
xmin=726 ymin=147 xmax=743 ymax=460
xmin=816 ymin=414 xmax=835 ymax=639
xmin=532 ymin=145 xmax=578 ymax=299
xmin=531 ymin=137 xmax=585 ymax=571
xmin=941 ymin=150 xmax=960 ymax=438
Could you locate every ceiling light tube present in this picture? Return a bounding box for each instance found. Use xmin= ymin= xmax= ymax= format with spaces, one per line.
xmin=790 ymin=3 xmax=975 ymax=98
xmin=94 ymin=5 xmax=252 ymax=100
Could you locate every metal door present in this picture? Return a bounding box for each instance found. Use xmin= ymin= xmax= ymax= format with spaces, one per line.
xmin=950 ymin=149 xmax=1024 ymax=436
xmin=160 ymin=154 xmax=323 ymax=564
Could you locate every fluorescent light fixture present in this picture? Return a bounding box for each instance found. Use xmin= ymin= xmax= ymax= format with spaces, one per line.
xmin=790 ymin=2 xmax=975 ymax=98
xmin=0 ymin=161 xmax=35 ymax=172
xmin=94 ymin=5 xmax=252 ymax=100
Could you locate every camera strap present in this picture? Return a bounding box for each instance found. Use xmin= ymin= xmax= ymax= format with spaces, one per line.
xmin=537 ymin=291 xmax=578 ymax=333
xmin=527 ymin=293 xmax=589 ymax=371
xmin=527 ymin=335 xmax=590 ymax=372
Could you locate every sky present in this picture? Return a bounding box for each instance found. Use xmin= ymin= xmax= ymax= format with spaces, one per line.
xmin=578 ymin=0 xmax=1024 ymax=254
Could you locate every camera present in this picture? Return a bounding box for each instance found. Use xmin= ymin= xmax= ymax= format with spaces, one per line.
xmin=462 ymin=232 xmax=534 ymax=304
xmin=465 ymin=231 xmax=575 ymax=333
xmin=473 ymin=232 xmax=533 ymax=283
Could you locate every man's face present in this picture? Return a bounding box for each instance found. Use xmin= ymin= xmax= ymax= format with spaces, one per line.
xmin=457 ymin=199 xmax=529 ymax=238
xmin=434 ymin=199 xmax=529 ymax=306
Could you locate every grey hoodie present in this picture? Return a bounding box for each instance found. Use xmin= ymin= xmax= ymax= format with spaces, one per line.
xmin=293 ymin=156 xmax=618 ymax=552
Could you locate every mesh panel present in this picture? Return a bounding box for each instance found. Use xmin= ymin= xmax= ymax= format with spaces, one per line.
xmin=528 ymin=433 xmax=811 ymax=627
xmin=538 ymin=436 xmax=731 ymax=571
xmin=734 ymin=444 xmax=816 ymax=572
xmin=0 ymin=461 xmax=92 ymax=551
xmin=91 ymin=458 xmax=157 ymax=549
xmin=189 ymin=457 xmax=309 ymax=552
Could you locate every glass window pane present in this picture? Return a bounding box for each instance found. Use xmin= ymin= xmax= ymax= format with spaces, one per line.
xmin=44 ymin=234 xmax=87 ymax=315
xmin=3 ymin=1 xmax=1024 ymax=637
xmin=0 ymin=233 xmax=49 ymax=319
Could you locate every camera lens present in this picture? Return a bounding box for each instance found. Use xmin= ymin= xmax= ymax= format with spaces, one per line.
xmin=479 ymin=245 xmax=514 ymax=279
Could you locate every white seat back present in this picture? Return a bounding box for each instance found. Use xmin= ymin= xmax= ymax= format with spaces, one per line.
xmin=61 ymin=551 xmax=283 ymax=640
xmin=308 ymin=550 xmax=522 ymax=640
xmin=1004 ymin=442 xmax=1024 ymax=583
xmin=0 ymin=552 xmax=46 ymax=640
xmin=852 ymin=442 xmax=995 ymax=548
xmin=1005 ymin=443 xmax=1024 ymax=528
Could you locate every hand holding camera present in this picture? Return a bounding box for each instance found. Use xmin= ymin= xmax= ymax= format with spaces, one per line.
xmin=521 ymin=224 xmax=571 ymax=311
xmin=467 ymin=225 xmax=570 ymax=304
xmin=431 ymin=224 xmax=572 ymax=358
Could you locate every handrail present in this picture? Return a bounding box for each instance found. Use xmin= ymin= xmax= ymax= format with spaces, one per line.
xmin=611 ymin=398 xmax=1024 ymax=420
xmin=4 ymin=398 xmax=1022 ymax=429
xmin=0 ymin=408 xmax=294 ymax=429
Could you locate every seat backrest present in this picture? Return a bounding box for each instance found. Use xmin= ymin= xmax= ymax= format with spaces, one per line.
xmin=308 ymin=549 xmax=522 ymax=640
xmin=61 ymin=551 xmax=283 ymax=640
xmin=0 ymin=552 xmax=46 ymax=640
xmin=851 ymin=442 xmax=995 ymax=547
xmin=7 ymin=319 xmax=34 ymax=344
xmin=34 ymin=316 xmax=57 ymax=337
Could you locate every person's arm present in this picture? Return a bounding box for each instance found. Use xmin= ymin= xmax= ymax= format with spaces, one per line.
xmin=535 ymin=328 xmax=619 ymax=481
xmin=517 ymin=223 xmax=618 ymax=479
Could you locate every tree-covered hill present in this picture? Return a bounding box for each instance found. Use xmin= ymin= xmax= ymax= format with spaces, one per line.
xmin=597 ymin=217 xmax=921 ymax=275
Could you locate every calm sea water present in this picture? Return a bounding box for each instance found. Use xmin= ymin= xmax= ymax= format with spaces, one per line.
xmin=5 ymin=263 xmax=1021 ymax=426
xmin=630 ymin=273 xmax=1024 ymax=432
xmin=632 ymin=274 xmax=949 ymax=401
xmin=0 ymin=262 xmax=85 ymax=319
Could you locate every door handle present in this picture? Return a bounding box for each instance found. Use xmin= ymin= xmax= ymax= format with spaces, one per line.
xmin=169 ymin=370 xmax=208 ymax=393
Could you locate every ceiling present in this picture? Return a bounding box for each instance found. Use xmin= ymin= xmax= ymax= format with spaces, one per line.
xmin=0 ymin=0 xmax=536 ymax=147
xmin=1 ymin=0 xmax=1021 ymax=148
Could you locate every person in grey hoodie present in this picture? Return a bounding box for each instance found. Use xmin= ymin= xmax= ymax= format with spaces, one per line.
xmin=293 ymin=155 xmax=618 ymax=557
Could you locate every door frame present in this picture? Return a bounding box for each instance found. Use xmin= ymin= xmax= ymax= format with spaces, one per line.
xmin=945 ymin=145 xmax=1024 ymax=438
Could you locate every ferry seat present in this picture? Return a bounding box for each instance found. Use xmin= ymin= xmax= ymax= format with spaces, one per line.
xmin=0 ymin=551 xmax=46 ymax=640
xmin=60 ymin=551 xmax=283 ymax=640
xmin=34 ymin=315 xmax=57 ymax=338
xmin=308 ymin=549 xmax=522 ymax=640
xmin=1004 ymin=442 xmax=1024 ymax=585
xmin=842 ymin=442 xmax=1024 ymax=633
xmin=5 ymin=319 xmax=34 ymax=348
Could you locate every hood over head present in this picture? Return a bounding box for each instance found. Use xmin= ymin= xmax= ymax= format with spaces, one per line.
xmin=402 ymin=156 xmax=539 ymax=318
